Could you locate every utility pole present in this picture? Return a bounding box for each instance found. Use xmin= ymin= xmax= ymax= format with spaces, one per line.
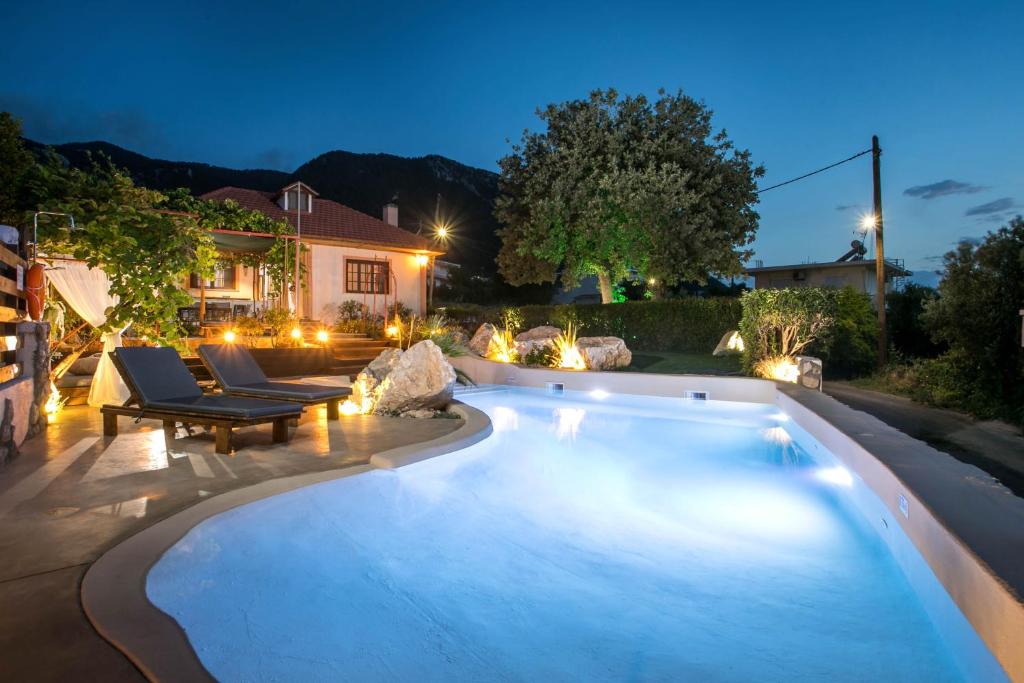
xmin=872 ymin=135 xmax=887 ymax=367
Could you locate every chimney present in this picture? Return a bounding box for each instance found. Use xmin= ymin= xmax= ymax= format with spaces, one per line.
xmin=383 ymin=203 xmax=398 ymax=226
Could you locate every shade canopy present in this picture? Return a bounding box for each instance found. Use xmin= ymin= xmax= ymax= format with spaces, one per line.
xmin=211 ymin=230 xmax=281 ymax=254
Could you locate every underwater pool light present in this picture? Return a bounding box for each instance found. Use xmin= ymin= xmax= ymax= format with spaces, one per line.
xmin=815 ymin=466 xmax=854 ymax=487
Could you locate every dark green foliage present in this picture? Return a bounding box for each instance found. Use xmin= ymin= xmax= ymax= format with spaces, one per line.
xmin=920 ymin=219 xmax=1024 ymax=424
xmin=26 ymin=153 xmax=217 ymax=340
xmin=522 ymin=345 xmax=557 ymax=367
xmin=886 ymin=284 xmax=943 ymax=359
xmin=811 ymin=288 xmax=877 ymax=379
xmin=442 ymin=298 xmax=742 ymax=353
xmin=0 ymin=113 xmax=33 ymax=225
xmin=495 ymin=88 xmax=763 ymax=303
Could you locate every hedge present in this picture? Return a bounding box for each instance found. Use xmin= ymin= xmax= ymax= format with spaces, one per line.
xmin=440 ymin=298 xmax=742 ymax=353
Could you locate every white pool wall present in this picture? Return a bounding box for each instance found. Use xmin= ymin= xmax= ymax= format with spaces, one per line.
xmin=778 ymin=391 xmax=1024 ymax=681
xmin=449 ymin=356 xmax=1023 ymax=681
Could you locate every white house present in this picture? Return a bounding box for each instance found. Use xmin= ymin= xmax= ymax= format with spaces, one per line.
xmin=196 ymin=182 xmax=443 ymax=321
xmin=743 ymin=258 xmax=911 ymax=298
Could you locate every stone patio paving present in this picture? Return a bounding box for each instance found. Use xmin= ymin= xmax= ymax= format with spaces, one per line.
xmin=0 ymin=403 xmax=463 ymax=682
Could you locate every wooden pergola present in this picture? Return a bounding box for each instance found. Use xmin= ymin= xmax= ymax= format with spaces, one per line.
xmin=196 ymin=229 xmax=297 ymax=326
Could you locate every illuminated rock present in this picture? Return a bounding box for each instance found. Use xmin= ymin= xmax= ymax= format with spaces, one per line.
xmin=352 ymin=347 xmax=403 ymax=410
xmin=374 ymin=340 xmax=456 ymax=414
xmin=514 ymin=325 xmax=561 ymax=357
xmin=712 ymin=330 xmax=745 ymax=356
xmin=577 ymin=336 xmax=632 ymax=370
xmin=468 ymin=323 xmax=497 ymax=356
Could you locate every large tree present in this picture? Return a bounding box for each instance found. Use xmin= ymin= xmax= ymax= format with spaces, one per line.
xmin=921 ymin=217 xmax=1024 ymax=422
xmin=495 ymin=89 xmax=763 ymax=303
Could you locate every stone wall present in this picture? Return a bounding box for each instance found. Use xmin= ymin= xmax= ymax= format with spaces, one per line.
xmin=0 ymin=322 xmax=50 ymax=467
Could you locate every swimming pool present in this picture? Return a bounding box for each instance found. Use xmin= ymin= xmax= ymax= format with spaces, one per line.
xmin=147 ymin=387 xmax=1004 ymax=681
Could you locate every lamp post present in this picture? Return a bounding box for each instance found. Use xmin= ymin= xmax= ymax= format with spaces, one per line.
xmin=429 ymin=224 xmax=450 ymax=310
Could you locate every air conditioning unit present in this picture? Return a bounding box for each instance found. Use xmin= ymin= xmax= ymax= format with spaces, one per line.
xmin=796 ymin=356 xmax=823 ymax=391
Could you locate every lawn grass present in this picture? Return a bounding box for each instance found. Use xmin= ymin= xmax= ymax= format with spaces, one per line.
xmin=621 ymin=351 xmax=742 ymax=375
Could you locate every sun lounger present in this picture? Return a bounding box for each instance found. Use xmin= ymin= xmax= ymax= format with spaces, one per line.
xmin=197 ymin=344 xmax=351 ymax=420
xmin=102 ymin=347 xmax=304 ymax=454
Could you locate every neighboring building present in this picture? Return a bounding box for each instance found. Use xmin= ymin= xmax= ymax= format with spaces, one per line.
xmin=197 ymin=182 xmax=443 ymax=320
xmin=744 ymin=258 xmax=911 ymax=297
xmin=431 ymin=259 xmax=461 ymax=290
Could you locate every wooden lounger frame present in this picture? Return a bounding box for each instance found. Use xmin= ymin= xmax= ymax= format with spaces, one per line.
xmin=225 ymin=391 xmax=342 ymax=420
xmin=102 ymin=353 xmax=297 ymax=455
xmin=100 ymin=404 xmax=291 ymax=455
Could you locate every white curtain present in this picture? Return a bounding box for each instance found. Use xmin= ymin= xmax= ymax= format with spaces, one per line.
xmin=46 ymin=261 xmax=131 ymax=407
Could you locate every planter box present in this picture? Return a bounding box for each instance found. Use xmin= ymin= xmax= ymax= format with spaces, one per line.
xmin=247 ymin=347 xmax=333 ymax=378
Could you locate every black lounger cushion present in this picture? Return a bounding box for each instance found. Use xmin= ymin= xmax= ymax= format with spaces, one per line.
xmin=199 ymin=344 xmax=351 ymax=401
xmin=197 ymin=344 xmax=268 ymax=388
xmin=146 ymin=394 xmax=302 ymax=419
xmin=227 ymin=381 xmax=351 ymax=401
xmin=115 ymin=347 xmax=203 ymax=403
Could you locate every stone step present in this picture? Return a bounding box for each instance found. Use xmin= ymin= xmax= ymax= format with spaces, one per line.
xmin=328 ymin=360 xmax=371 ymax=379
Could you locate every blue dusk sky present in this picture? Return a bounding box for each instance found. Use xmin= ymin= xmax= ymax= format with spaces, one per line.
xmin=2 ymin=0 xmax=1022 ymax=283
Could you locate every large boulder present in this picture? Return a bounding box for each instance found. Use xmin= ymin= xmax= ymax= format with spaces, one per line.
xmin=468 ymin=323 xmax=497 ymax=356
xmin=352 ymin=347 xmax=403 ymax=409
xmin=514 ymin=325 xmax=561 ymax=357
xmin=577 ymin=336 xmax=632 ymax=370
xmin=374 ymin=340 xmax=456 ymax=414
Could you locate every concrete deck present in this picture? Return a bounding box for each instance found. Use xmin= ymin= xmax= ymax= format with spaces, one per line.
xmin=0 ymin=403 xmax=465 ymax=682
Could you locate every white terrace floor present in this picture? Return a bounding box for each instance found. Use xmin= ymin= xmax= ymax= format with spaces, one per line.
xmin=0 ymin=403 xmax=463 ymax=682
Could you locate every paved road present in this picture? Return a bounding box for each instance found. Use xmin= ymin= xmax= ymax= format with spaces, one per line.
xmin=824 ymin=382 xmax=1024 ymax=497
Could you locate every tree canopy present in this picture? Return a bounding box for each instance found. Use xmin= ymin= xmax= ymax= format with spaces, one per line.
xmin=27 ymin=153 xmax=219 ymax=339
xmin=495 ymin=88 xmax=763 ymax=303
xmin=921 ymin=217 xmax=1024 ymax=421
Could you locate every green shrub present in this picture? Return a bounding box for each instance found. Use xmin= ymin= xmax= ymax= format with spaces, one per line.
xmin=522 ymin=345 xmax=557 ymax=367
xmin=920 ymin=218 xmax=1024 ymax=425
xmin=442 ymin=298 xmax=741 ymax=353
xmin=812 ymin=288 xmax=877 ymax=379
xmin=739 ymin=288 xmax=838 ymax=375
xmin=886 ymin=284 xmax=943 ymax=359
xmin=739 ymin=287 xmax=879 ymax=379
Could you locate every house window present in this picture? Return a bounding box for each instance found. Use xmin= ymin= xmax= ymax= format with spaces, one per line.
xmin=191 ymin=266 xmax=237 ymax=290
xmin=285 ymin=191 xmax=312 ymax=213
xmin=345 ymin=259 xmax=390 ymax=294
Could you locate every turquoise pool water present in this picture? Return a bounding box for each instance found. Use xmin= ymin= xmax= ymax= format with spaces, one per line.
xmin=148 ymin=387 xmax=1001 ymax=681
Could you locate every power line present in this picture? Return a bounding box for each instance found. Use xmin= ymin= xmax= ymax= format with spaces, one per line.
xmin=756 ymin=148 xmax=872 ymax=194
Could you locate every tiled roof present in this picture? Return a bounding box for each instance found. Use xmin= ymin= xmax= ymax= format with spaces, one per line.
xmin=201 ymin=186 xmax=436 ymax=252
